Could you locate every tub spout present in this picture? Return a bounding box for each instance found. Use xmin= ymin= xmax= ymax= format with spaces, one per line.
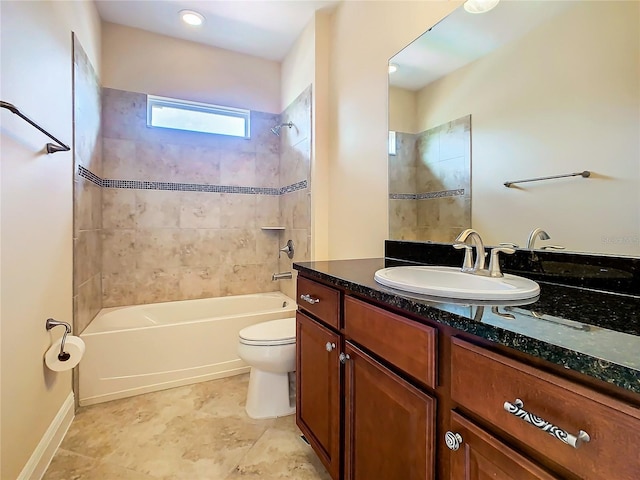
xmin=272 ymin=272 xmax=293 ymax=281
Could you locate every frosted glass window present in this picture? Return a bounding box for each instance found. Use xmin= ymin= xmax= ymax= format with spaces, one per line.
xmin=388 ymin=131 xmax=397 ymax=155
xmin=147 ymin=95 xmax=250 ymax=138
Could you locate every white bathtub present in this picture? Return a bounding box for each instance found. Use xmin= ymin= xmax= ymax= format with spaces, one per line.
xmin=79 ymin=292 xmax=296 ymax=406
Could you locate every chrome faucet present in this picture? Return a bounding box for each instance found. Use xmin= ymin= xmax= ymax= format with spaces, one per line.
xmin=454 ymin=229 xmax=486 ymax=273
xmin=526 ymin=228 xmax=550 ymax=249
xmin=454 ymin=229 xmax=515 ymax=277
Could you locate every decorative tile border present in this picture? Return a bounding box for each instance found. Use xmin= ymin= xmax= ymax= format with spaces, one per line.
xmin=389 ymin=188 xmax=465 ymax=200
xmin=78 ymin=165 xmax=307 ymax=196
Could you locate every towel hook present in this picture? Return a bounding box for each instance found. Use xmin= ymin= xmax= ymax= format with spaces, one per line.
xmin=45 ymin=318 xmax=72 ymax=361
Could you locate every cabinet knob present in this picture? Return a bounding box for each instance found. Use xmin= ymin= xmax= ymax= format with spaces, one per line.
xmin=300 ymin=294 xmax=320 ymax=305
xmin=326 ymin=342 xmax=336 ymax=352
xmin=339 ymin=352 xmax=351 ymax=364
xmin=445 ymin=431 xmax=463 ymax=451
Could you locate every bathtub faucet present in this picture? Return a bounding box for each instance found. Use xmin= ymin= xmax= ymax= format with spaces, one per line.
xmin=272 ymin=272 xmax=293 ymax=281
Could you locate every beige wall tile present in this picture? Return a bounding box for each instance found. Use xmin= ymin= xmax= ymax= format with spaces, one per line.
xmin=180 ymin=229 xmax=222 ymax=267
xmin=255 ymin=153 xmax=280 ymax=188
xmin=133 ymin=268 xmax=180 ymax=305
xmin=135 ymin=190 xmax=180 ymax=228
xmin=74 ymin=274 xmax=102 ymax=334
xmin=102 ymin=229 xmax=136 ymax=274
xmin=256 ymin=230 xmax=279 ymax=264
xmin=102 ymin=137 xmax=137 ymax=180
xmin=179 ymin=192 xmax=221 ymax=229
xmin=74 ymin=229 xmax=102 ymax=288
xmin=218 ymin=229 xmax=257 ymax=266
xmin=102 ymin=188 xmax=136 ymax=229
xmin=220 ymin=151 xmax=257 ymax=186
xmin=179 ymin=266 xmax=222 ymax=300
xmin=102 ymin=271 xmax=137 ymax=307
xmin=219 ymin=194 xmax=256 ymax=229
xmin=173 ymin=145 xmax=221 ymax=184
xmin=219 ymin=264 xmax=258 ymax=296
xmin=292 ymin=189 xmax=310 ymax=230
xmin=255 ymin=195 xmax=280 ymax=228
xmin=135 ymin=228 xmax=183 ymax=269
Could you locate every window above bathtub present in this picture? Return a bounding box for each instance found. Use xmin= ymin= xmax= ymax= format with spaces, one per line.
xmin=147 ymin=95 xmax=250 ymax=138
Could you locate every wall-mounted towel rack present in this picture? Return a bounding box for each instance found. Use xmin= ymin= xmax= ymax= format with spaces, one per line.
xmin=504 ymin=170 xmax=590 ymax=188
xmin=1 ymin=100 xmax=70 ymax=154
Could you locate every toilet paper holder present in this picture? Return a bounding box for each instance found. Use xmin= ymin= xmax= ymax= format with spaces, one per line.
xmin=45 ymin=318 xmax=72 ymax=361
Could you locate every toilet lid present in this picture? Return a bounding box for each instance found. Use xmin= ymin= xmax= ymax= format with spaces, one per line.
xmin=239 ymin=317 xmax=296 ymax=346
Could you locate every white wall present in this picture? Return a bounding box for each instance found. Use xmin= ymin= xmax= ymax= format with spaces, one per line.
xmin=389 ymin=86 xmax=417 ymax=134
xmin=0 ymin=1 xmax=101 ymax=478
xmin=415 ymin=1 xmax=640 ymax=255
xmin=281 ymin=11 xmax=332 ymax=261
xmin=102 ymin=22 xmax=281 ymax=113
xmin=326 ymin=0 xmax=459 ymax=260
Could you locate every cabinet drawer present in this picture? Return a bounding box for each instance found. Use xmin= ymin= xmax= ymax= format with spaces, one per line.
xmin=297 ymin=276 xmax=340 ymax=329
xmin=451 ymin=338 xmax=640 ymax=480
xmin=344 ymin=296 xmax=436 ymax=389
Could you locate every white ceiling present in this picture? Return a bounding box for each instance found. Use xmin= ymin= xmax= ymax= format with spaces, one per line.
xmin=95 ymin=0 xmax=340 ymax=62
xmin=390 ymin=1 xmax=575 ymax=91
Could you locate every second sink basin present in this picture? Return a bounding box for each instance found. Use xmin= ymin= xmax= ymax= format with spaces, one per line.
xmin=374 ymin=266 xmax=540 ymax=301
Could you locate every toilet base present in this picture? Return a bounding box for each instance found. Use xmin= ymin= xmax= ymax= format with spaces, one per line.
xmin=245 ymin=368 xmax=295 ymax=419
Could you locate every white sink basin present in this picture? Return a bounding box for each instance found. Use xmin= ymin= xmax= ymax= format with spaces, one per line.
xmin=374 ymin=266 xmax=540 ymax=301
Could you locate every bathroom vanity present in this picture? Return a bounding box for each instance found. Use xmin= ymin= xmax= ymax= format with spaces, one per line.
xmin=293 ymin=247 xmax=640 ymax=480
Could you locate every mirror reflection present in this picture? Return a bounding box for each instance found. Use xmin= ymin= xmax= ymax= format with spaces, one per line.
xmin=388 ymin=0 xmax=639 ymax=257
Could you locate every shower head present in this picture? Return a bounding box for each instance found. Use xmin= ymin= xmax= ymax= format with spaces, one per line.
xmin=270 ymin=121 xmax=293 ymax=136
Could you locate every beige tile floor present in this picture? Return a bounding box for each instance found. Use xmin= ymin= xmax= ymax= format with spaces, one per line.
xmin=43 ymin=374 xmax=331 ymax=480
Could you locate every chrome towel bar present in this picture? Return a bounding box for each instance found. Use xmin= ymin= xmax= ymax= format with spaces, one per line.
xmin=1 ymin=101 xmax=70 ymax=154
xmin=504 ymin=170 xmax=590 ymax=188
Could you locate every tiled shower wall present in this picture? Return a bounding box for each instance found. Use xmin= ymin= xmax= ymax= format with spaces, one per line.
xmin=73 ymin=35 xmax=103 ymax=333
xmin=389 ymin=115 xmax=471 ymax=242
xmin=97 ymin=87 xmax=311 ymax=307
xmin=278 ymin=86 xmax=312 ymax=299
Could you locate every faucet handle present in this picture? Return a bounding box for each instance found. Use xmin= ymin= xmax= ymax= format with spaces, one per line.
xmin=488 ymin=247 xmax=516 ymax=278
xmin=453 ymin=243 xmax=474 ymax=272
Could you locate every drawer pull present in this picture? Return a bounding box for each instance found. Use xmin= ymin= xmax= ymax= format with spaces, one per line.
xmin=300 ymin=294 xmax=320 ymax=305
xmin=504 ymin=399 xmax=591 ymax=449
xmin=445 ymin=431 xmax=463 ymax=451
xmin=326 ymin=342 xmax=336 ymax=352
xmin=339 ymin=352 xmax=351 ymax=364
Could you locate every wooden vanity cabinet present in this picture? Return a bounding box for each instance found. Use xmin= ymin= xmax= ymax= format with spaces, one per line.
xmin=296 ymin=311 xmax=341 ymax=480
xmin=447 ymin=412 xmax=559 ymax=480
xmin=295 ymin=274 xmax=640 ymax=480
xmin=344 ymin=342 xmax=436 ymax=480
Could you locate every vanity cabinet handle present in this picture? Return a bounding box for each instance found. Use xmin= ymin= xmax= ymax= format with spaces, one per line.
xmin=339 ymin=352 xmax=351 ymax=364
xmin=300 ymin=294 xmax=320 ymax=305
xmin=445 ymin=431 xmax=463 ymax=451
xmin=504 ymin=399 xmax=590 ymax=449
xmin=326 ymin=342 xmax=336 ymax=352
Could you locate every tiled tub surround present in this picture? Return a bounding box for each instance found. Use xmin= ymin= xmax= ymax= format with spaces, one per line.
xmin=389 ymin=115 xmax=471 ymax=242
xmin=99 ymin=87 xmax=312 ymax=307
xmin=293 ymin=244 xmax=640 ymax=395
xmin=73 ymin=35 xmax=103 ymax=334
xmin=278 ymin=86 xmax=312 ymax=300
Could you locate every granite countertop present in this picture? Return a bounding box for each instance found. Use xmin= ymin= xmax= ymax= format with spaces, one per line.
xmin=293 ymin=258 xmax=640 ymax=395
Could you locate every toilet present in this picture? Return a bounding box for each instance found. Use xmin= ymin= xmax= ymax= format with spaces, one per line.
xmin=237 ymin=317 xmax=297 ymax=419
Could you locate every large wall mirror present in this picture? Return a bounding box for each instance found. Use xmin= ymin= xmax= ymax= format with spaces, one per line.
xmin=388 ymin=0 xmax=639 ymax=257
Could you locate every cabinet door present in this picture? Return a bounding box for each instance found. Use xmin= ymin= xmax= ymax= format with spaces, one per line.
xmin=448 ymin=412 xmax=558 ymax=480
xmin=296 ymin=312 xmax=341 ymax=480
xmin=344 ymin=342 xmax=436 ymax=480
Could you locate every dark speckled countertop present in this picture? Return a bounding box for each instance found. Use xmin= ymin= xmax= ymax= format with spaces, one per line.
xmin=293 ymin=257 xmax=640 ymax=395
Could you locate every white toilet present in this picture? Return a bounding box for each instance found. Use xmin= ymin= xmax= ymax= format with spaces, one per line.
xmin=237 ymin=317 xmax=297 ymax=419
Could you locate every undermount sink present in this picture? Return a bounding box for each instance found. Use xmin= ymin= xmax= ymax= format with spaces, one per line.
xmin=374 ymin=266 xmax=540 ymax=301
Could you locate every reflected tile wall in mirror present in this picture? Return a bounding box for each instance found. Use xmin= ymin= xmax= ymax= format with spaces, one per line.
xmin=389 ymin=115 xmax=471 ymax=242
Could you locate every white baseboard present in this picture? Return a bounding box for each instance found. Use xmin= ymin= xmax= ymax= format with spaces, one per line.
xmin=17 ymin=392 xmax=75 ymax=480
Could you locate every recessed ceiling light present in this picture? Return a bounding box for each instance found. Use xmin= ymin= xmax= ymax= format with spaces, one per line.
xmin=180 ymin=10 xmax=205 ymax=26
xmin=464 ymin=0 xmax=500 ymax=14
xmin=388 ymin=64 xmax=398 ymax=74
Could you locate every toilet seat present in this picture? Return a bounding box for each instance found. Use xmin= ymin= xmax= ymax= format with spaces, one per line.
xmin=239 ymin=317 xmax=296 ymax=346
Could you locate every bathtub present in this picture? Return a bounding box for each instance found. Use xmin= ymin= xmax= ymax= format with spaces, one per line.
xmin=79 ymin=292 xmax=296 ymax=406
